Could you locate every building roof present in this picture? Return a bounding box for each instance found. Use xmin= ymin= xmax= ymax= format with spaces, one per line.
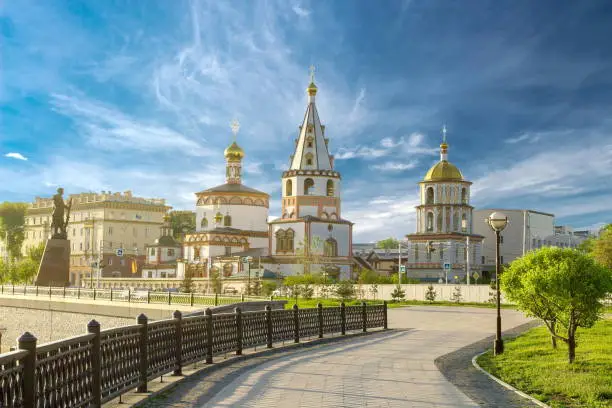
xmin=289 ymin=76 xmax=334 ymax=171
xmin=196 ymin=183 xmax=268 ymax=196
xmin=268 ymin=215 xmax=353 ymax=225
xmin=154 ymin=235 xmax=181 ymax=247
xmin=424 ymin=160 xmax=463 ymax=182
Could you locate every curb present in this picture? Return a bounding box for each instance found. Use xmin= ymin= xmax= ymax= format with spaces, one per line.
xmin=471 ymin=351 xmax=551 ymax=408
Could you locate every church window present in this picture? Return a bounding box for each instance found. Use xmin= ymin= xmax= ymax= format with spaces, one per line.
xmin=324 ymin=238 xmax=338 ymax=257
xmin=224 ymin=246 xmax=232 ymax=256
xmin=426 ymin=213 xmax=434 ymax=232
xmin=224 ymin=215 xmax=232 ymax=227
xmin=461 ymin=214 xmax=467 ymax=232
xmin=439 ymin=246 xmax=444 ymax=261
xmin=214 ymin=212 xmax=223 ymax=224
xmin=307 ymin=136 xmax=314 ymax=148
xmin=437 ymin=213 xmax=443 ymax=232
xmin=276 ymin=230 xmax=286 ymax=251
xmin=305 ymin=153 xmax=314 ymax=166
xmin=461 ymin=188 xmax=467 ymax=204
xmin=201 ymin=217 xmax=208 ymax=229
xmin=453 ymin=211 xmax=459 ymax=231
xmin=167 ymin=249 xmax=175 ymax=257
xmin=304 ymin=178 xmax=315 ymax=195
xmin=286 ymin=179 xmax=293 ymax=196
xmin=150 ymin=248 xmax=155 ymax=256
xmin=426 ymin=187 xmax=434 ymax=205
xmin=414 ymin=245 xmax=419 ymax=261
xmin=326 ymin=180 xmax=334 ymax=196
xmin=286 ymin=229 xmax=295 ymax=252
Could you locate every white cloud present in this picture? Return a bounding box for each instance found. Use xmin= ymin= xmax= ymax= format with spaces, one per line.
xmin=505 ymin=133 xmax=541 ymax=144
xmin=4 ymin=152 xmax=28 ymax=161
xmin=370 ymin=161 xmax=418 ymax=171
xmin=335 ymin=132 xmax=437 ymax=160
xmin=292 ymin=5 xmax=310 ymax=17
xmin=50 ymin=94 xmax=209 ymax=155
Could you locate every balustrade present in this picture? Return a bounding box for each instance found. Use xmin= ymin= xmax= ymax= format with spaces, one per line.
xmin=0 ymin=302 xmax=387 ymax=408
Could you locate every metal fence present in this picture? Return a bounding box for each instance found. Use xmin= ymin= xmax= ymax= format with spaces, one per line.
xmin=0 ymin=284 xmax=267 ymax=307
xmin=0 ymin=302 xmax=387 ymax=408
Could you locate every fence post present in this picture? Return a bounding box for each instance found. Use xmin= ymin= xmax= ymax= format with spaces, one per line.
xmin=293 ymin=304 xmax=300 ymax=343
xmin=205 ymin=308 xmax=213 ymax=364
xmin=317 ymin=303 xmax=323 ymax=338
xmin=173 ymin=310 xmax=182 ymax=376
xmin=24 ymin=285 xmax=26 ymax=295
xmin=128 ymin=289 xmax=131 ymax=303
xmin=168 ymin=291 xmax=172 ymax=305
xmin=36 ymin=286 xmax=38 ymax=296
xmin=88 ymin=320 xmax=101 ymax=407
xmin=362 ymin=302 xmax=367 ymax=333
xmin=241 ymin=294 xmax=244 ymax=302
xmin=235 ymin=307 xmax=243 ymax=355
xmin=190 ymin=292 xmax=194 ymax=307
xmin=110 ymin=288 xmax=113 ymax=302
xmin=18 ymin=332 xmax=37 ymax=408
xmin=48 ymin=286 xmax=51 ymax=297
xmin=137 ymin=314 xmax=148 ymax=392
xmin=63 ymin=286 xmax=66 ymax=298
xmin=214 ymin=293 xmax=219 ymax=306
xmin=78 ymin=287 xmax=80 ymax=299
xmin=265 ymin=304 xmax=273 ymax=348
xmin=340 ymin=302 xmax=346 ymax=335
xmin=147 ymin=290 xmax=151 ymax=304
xmin=383 ymin=301 xmax=388 ymax=329
xmin=93 ymin=288 xmax=97 ymax=300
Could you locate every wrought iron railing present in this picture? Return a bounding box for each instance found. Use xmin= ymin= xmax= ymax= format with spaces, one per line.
xmin=0 ymin=302 xmax=387 ymax=408
xmin=0 ymin=284 xmax=268 ymax=307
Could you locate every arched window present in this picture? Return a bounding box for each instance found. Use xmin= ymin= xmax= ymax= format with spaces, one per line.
xmin=453 ymin=211 xmax=459 ymax=231
xmin=324 ymin=238 xmax=338 ymax=257
xmin=201 ymin=217 xmax=208 ymax=229
xmin=461 ymin=214 xmax=468 ymax=232
xmin=286 ymin=229 xmax=295 ymax=252
xmin=414 ymin=245 xmax=419 ymax=261
xmin=461 ymin=188 xmax=467 ymax=204
xmin=214 ymin=212 xmax=223 ymax=224
xmin=437 ymin=212 xmax=443 ymax=232
xmin=223 ymin=215 xmax=232 ymax=227
xmin=286 ymin=179 xmax=293 ymax=196
xmin=426 ymin=187 xmax=434 ymax=205
xmin=305 ymin=153 xmax=314 ymax=166
xmin=306 ymin=136 xmax=314 ymax=148
xmin=304 ymin=178 xmax=314 ymax=195
xmin=276 ymin=229 xmax=286 ymax=252
xmin=326 ymin=180 xmax=334 ymax=196
xmin=426 ymin=212 xmax=434 ymax=232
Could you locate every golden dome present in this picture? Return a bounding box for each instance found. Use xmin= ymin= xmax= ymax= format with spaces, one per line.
xmin=224 ymin=141 xmax=244 ymax=160
xmin=307 ymin=81 xmax=318 ymax=95
xmin=424 ymin=160 xmax=463 ymax=182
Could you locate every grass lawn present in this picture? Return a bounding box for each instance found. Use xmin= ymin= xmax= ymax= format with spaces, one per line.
xmin=277 ymin=297 xmax=516 ymax=309
xmin=477 ymin=319 xmax=612 ymax=408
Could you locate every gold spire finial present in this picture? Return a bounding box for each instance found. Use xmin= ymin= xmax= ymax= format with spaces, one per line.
xmin=307 ymin=65 xmax=318 ymax=96
xmin=230 ymin=118 xmax=240 ymax=141
xmin=442 ymin=124 xmax=447 ymax=144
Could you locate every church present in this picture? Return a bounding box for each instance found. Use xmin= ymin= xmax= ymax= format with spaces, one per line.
xmin=405 ymin=128 xmax=484 ymax=282
xmin=176 ymin=71 xmax=354 ymax=288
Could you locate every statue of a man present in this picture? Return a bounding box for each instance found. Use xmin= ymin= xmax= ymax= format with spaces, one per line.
xmin=51 ymin=187 xmax=70 ymax=239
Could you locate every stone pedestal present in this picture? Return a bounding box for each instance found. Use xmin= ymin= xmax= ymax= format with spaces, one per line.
xmin=35 ymin=239 xmax=71 ymax=286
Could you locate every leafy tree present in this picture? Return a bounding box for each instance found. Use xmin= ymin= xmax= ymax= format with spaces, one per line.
xmin=295 ymin=236 xmax=325 ymax=275
xmin=376 ymin=237 xmax=399 ymax=249
xmin=591 ymin=224 xmax=612 ymax=270
xmin=27 ymin=242 xmax=45 ymax=264
xmin=0 ymin=259 xmax=8 ymax=283
xmin=169 ymin=210 xmax=196 ymax=241
xmin=502 ymin=247 xmax=612 ymax=363
xmin=210 ymin=268 xmax=222 ymax=294
xmin=180 ymin=267 xmax=194 ymax=293
xmin=368 ymin=283 xmax=379 ymax=300
xmin=0 ymin=202 xmax=28 ymax=260
xmin=262 ymin=280 xmax=277 ymax=296
xmin=334 ymin=280 xmax=356 ymax=301
xmin=15 ymin=258 xmax=38 ymax=284
xmin=487 ymin=280 xmax=498 ymax=304
xmin=425 ymin=285 xmax=437 ymax=303
xmin=390 ymin=285 xmax=406 ymax=302
xmin=450 ymin=286 xmax=463 ymax=303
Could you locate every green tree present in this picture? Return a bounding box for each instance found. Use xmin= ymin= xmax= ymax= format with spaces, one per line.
xmin=210 ymin=268 xmax=222 ymax=294
xmin=262 ymin=280 xmax=277 ymax=296
xmin=181 ymin=267 xmax=194 ymax=293
xmin=169 ymin=211 xmax=196 ymax=241
xmin=295 ymin=236 xmax=325 ymax=275
xmin=390 ymin=285 xmax=406 ymax=302
xmin=15 ymin=258 xmax=38 ymax=284
xmin=376 ymin=237 xmax=399 ymax=249
xmin=425 ymin=285 xmax=437 ymax=303
xmin=450 ymin=286 xmax=463 ymax=303
xmin=0 ymin=202 xmax=28 ymax=260
xmin=27 ymin=242 xmax=46 ymax=264
xmin=502 ymin=247 xmax=612 ymax=363
xmin=591 ymin=224 xmax=612 ymax=270
xmin=334 ymin=280 xmax=356 ymax=301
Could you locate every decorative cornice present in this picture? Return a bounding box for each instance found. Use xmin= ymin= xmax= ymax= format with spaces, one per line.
xmin=282 ymin=169 xmax=341 ymax=179
xmin=415 ymin=204 xmax=474 ymax=210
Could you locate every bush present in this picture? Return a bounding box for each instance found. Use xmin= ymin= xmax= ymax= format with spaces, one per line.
xmin=261 ymin=281 xmax=277 ymax=296
xmin=390 ymin=285 xmax=406 ymax=302
xmin=425 ymin=285 xmax=437 ymax=302
xmin=450 ymin=286 xmax=463 ymax=303
xmin=334 ymin=280 xmax=356 ymax=301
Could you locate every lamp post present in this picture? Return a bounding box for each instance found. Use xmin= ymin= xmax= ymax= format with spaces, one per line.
xmin=486 ymin=211 xmax=509 ymax=356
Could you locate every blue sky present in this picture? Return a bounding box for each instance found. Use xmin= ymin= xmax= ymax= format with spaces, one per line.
xmin=1 ymin=0 xmax=611 ymax=241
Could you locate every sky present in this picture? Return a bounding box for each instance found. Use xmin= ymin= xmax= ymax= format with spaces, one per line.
xmin=1 ymin=0 xmax=611 ymax=242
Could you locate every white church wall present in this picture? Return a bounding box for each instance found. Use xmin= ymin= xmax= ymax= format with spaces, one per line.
xmin=294 ymin=175 xmax=337 ymax=197
xmin=309 ymin=222 xmax=351 ymax=256
xmin=299 ymin=206 xmax=318 ymax=217
xmin=270 ymin=222 xmax=306 ymax=254
xmin=196 ymin=204 xmax=268 ymax=232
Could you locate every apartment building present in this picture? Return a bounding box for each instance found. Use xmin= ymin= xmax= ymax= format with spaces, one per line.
xmin=473 ymin=209 xmax=554 ymax=271
xmin=22 ymin=190 xmax=170 ymax=285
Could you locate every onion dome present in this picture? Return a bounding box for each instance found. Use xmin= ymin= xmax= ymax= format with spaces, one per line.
xmin=307 ymin=81 xmax=318 ymax=96
xmin=424 ymin=161 xmax=464 ymax=181
xmin=224 ymin=141 xmax=244 ymax=161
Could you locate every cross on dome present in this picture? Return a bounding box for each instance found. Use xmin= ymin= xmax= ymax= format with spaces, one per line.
xmin=309 ymin=65 xmax=316 ymax=83
xmin=230 ymin=119 xmax=240 ymax=140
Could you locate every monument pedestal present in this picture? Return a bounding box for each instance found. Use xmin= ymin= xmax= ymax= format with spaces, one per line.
xmin=35 ymin=239 xmax=71 ymax=287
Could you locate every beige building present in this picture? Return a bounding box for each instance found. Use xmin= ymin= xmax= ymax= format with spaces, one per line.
xmin=23 ymin=190 xmax=170 ymax=285
xmin=472 ymin=209 xmax=554 ymax=271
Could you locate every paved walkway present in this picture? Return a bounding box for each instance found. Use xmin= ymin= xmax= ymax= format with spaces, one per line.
xmin=141 ymin=306 xmax=534 ymax=407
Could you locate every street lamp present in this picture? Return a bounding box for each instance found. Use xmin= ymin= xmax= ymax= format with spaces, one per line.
xmin=486 ymin=211 xmax=509 ymax=356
